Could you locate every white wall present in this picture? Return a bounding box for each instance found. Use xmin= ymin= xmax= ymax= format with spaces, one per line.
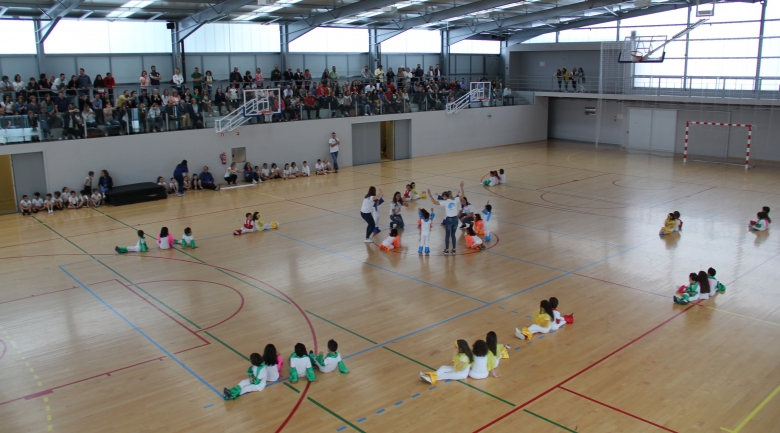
xmin=0 ymin=103 xmax=547 ymax=192
xmin=547 ymin=97 xmax=780 ymax=162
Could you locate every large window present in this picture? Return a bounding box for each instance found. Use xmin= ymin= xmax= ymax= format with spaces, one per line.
xmin=184 ymin=23 xmax=280 ymax=53
xmin=44 ymin=20 xmax=171 ymax=54
xmin=450 ymin=40 xmax=500 ymax=54
xmin=522 ymin=33 xmax=556 ymax=44
xmin=290 ymin=28 xmax=368 ymax=53
xmin=382 ymin=30 xmax=440 ymax=53
xmin=558 ymin=27 xmax=616 ymax=43
xmin=0 ymin=20 xmax=37 ymax=54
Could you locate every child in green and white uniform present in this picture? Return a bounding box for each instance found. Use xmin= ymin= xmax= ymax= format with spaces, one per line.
xmin=707 ymin=267 xmax=726 ymax=295
xmin=309 ymin=339 xmax=349 ymax=374
xmin=116 ymin=230 xmax=148 ymax=253
xmin=180 ymin=227 xmax=196 ymax=248
xmin=223 ymin=352 xmax=266 ymax=400
xmin=289 ymin=343 xmax=316 ymax=383
xmin=673 ymin=272 xmax=700 ymax=305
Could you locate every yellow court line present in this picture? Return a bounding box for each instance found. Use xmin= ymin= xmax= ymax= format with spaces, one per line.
xmin=721 ymin=383 xmax=780 ymax=432
xmin=566 ymin=151 xmax=584 ymax=168
xmin=257 ymin=192 xmax=288 ymax=201
xmin=700 ymin=305 xmax=780 ymax=327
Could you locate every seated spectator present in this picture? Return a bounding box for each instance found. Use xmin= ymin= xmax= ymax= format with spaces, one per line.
xmin=161 ymin=88 xmax=171 ymax=106
xmin=304 ymin=92 xmax=318 ymax=120
xmin=204 ymin=70 xmax=214 ymax=99
xmin=62 ymin=104 xmax=84 ymax=140
xmin=82 ymin=105 xmax=97 ymax=129
xmin=91 ymin=94 xmax=103 ymax=124
xmin=165 ymin=99 xmax=180 ymax=130
xmin=102 ymin=102 xmax=122 ymax=134
xmin=177 ymin=99 xmax=191 ymax=129
xmin=230 ymin=67 xmax=242 ymax=85
xmin=214 ymin=87 xmax=228 ymax=114
xmin=188 ymin=97 xmax=203 ymax=129
xmin=98 ymin=170 xmax=113 ymax=194
xmin=38 ymin=107 xmax=54 ymax=141
xmin=170 ymin=90 xmax=181 ymax=105
xmin=148 ymin=102 xmax=163 ymax=132
xmin=199 ymin=166 xmax=220 ymax=191
xmin=139 ymin=89 xmax=151 ymax=108
xmin=193 ymin=87 xmax=211 ymax=115
xmin=243 ymin=162 xmax=260 ymax=184
xmin=503 ymin=85 xmax=514 ymax=105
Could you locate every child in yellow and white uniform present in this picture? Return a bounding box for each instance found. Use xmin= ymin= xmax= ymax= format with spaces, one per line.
xmin=116 ymin=230 xmax=148 ymax=254
xmin=486 ymin=331 xmax=509 ymax=378
xmin=469 ymin=340 xmax=501 ymax=380
xmin=380 ymin=229 xmax=400 ymax=251
xmin=309 ymin=339 xmax=349 ymax=374
xmin=516 ymin=300 xmax=554 ymax=340
xmin=223 ymin=352 xmax=267 ymax=400
xmin=409 ymin=182 xmax=425 ymax=200
xmin=659 ymin=213 xmax=677 ymax=236
xmin=420 ymin=340 xmax=472 ymax=385
xmin=289 ymin=343 xmax=316 ymax=383
xmin=234 ymin=212 xmax=277 ymax=235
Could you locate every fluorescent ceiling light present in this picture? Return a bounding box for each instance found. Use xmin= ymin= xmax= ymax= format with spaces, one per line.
xmin=106 ymin=0 xmax=154 ymax=18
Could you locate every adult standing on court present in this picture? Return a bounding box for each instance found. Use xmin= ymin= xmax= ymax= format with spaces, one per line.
xmin=361 ymin=186 xmax=383 ymax=242
xmin=173 ymin=160 xmax=188 ymax=197
xmin=329 ymin=132 xmax=340 ymax=173
xmin=428 ymin=181 xmax=465 ymax=254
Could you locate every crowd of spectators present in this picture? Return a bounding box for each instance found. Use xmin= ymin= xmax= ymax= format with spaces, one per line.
xmin=1 ymin=64 xmax=513 ymax=140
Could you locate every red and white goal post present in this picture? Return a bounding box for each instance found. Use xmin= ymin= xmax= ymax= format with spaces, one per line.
xmin=684 ymin=121 xmax=753 ymax=169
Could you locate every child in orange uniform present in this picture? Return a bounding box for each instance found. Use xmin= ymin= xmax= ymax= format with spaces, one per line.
xmin=380 ymin=228 xmax=400 ymax=251
xmin=465 ymin=227 xmax=485 ymax=250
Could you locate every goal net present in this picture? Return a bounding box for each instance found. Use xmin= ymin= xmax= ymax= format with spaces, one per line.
xmin=684 ymin=121 xmax=753 ymax=169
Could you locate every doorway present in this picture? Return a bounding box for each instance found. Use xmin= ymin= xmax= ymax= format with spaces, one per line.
xmin=352 ymin=120 xmax=412 ymax=166
xmin=11 ymin=152 xmax=47 ymax=214
xmin=381 ymin=121 xmax=394 ymax=161
xmin=0 ymin=155 xmax=16 ymax=214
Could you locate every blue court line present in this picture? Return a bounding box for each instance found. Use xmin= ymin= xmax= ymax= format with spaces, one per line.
xmin=429 ymin=386 xmax=436 ymax=390
xmin=336 ymin=426 xmax=347 ymax=431
xmin=356 ymin=417 xmax=367 ymax=423
xmin=58 ymin=265 xmax=223 ymax=397
xmin=495 ymin=219 xmax=625 ymax=248
xmin=394 ymin=401 xmax=403 ymax=406
xmin=412 ymin=393 xmax=420 ymax=398
xmin=203 ymin=404 xmax=214 ymax=409
xmin=498 ymin=306 xmax=505 ymax=309
xmin=376 ymin=408 xmax=385 ymax=414
xmin=270 ymin=231 xmax=488 ymax=304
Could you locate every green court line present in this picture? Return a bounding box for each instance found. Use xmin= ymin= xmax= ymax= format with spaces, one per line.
xmin=67 ymin=212 xmax=359 ymax=431
xmin=204 ymin=331 xmax=249 ymax=361
xmin=307 ymin=397 xmax=367 ymax=433
xmin=305 ymin=310 xmax=378 ymax=344
xmin=283 ymin=382 xmax=300 ymax=394
xmin=523 ymin=409 xmax=578 ymax=432
xmin=382 ymin=346 xmax=516 ymax=407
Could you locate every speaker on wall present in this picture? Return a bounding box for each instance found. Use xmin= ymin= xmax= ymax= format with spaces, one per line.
xmin=166 ymin=22 xmax=175 ymax=29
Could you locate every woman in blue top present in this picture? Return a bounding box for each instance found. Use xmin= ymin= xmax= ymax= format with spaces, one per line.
xmin=173 ymin=160 xmax=188 ymax=197
xmin=98 ymin=170 xmax=113 ymax=195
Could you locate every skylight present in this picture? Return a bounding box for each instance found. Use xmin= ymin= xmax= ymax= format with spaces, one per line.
xmin=106 ymin=0 xmax=154 ymax=19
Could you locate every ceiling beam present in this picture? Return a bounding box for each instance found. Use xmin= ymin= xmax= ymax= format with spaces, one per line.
xmin=176 ymin=0 xmax=255 ymax=42
xmin=286 ymin=0 xmax=403 ymax=42
xmin=504 ymin=2 xmax=682 ymax=46
xmin=36 ymin=0 xmax=85 ymax=43
xmin=382 ymin=0 xmax=529 ymax=31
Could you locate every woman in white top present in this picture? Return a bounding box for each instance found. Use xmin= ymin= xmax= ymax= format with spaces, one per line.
xmin=360 ymin=186 xmax=383 ymax=242
xmin=427 ymin=181 xmax=465 ymax=254
xmin=389 ymin=191 xmax=408 ymax=229
xmin=458 ymin=196 xmax=475 ymax=229
xmin=224 ymin=162 xmax=239 ymax=185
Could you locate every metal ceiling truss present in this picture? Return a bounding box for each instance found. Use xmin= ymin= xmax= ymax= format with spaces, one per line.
xmin=176 ymin=0 xmax=255 ymax=42
xmin=35 ymin=0 xmax=84 ymax=43
xmin=286 ymin=0 xmax=405 ymax=42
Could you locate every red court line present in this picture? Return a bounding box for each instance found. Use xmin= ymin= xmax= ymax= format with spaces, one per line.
xmin=540 ymin=192 xmax=628 ymax=210
xmin=0 ymin=286 xmax=80 ymax=305
xmin=612 ymin=179 xmax=675 ymax=191
xmin=105 ymin=279 xmax=210 ymax=345
xmin=173 ymin=343 xmax=210 ymax=354
xmin=473 ymin=302 xmax=699 ymax=432
xmin=537 ymin=173 xmax=610 ymax=190
xmin=573 ymin=273 xmax=667 ymax=298
xmin=558 ymin=386 xmax=678 ymax=432
xmin=128 ymin=278 xmax=245 ymax=333
xmin=275 ymin=382 xmax=312 ymax=433
xmin=726 ymin=250 xmax=780 ymax=286
xmin=371 ymin=233 xmax=500 ymax=256
xmin=651 ymin=186 xmax=718 ymax=208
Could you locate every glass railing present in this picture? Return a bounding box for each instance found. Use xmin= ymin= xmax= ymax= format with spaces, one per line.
xmin=0 ymin=74 xmax=520 ymax=144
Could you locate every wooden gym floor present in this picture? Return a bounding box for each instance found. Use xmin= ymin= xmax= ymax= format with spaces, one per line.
xmin=1 ymin=140 xmax=780 ymax=433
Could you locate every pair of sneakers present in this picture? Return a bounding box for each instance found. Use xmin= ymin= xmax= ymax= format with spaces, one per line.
xmin=442 ymin=249 xmax=456 ymax=254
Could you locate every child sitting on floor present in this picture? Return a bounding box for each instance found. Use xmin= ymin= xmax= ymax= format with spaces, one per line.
xmin=465 ymin=226 xmax=485 ymax=251
xmin=116 ymin=230 xmax=148 ymax=254
xmin=158 ymin=227 xmax=175 ymax=250
xmin=234 ymin=212 xmax=278 ymax=235
xmin=707 ymin=267 xmax=726 ymax=295
xmin=515 ymin=300 xmax=554 ymax=340
xmin=309 ymin=339 xmax=349 ymax=374
xmin=420 ymin=340 xmax=473 ymax=385
xmin=673 ymin=272 xmax=701 ymax=305
xmin=180 ymin=227 xmax=196 ymax=248
xmin=264 ymin=344 xmax=284 ymax=382
xmin=549 ymin=297 xmax=574 ymax=330
xmin=223 ymin=352 xmax=267 ymax=400
xmin=289 ymin=343 xmax=316 ymax=383
xmin=659 ymin=212 xmax=677 ymax=236
xmin=498 ymin=169 xmax=506 ymax=184
xmin=486 ymin=331 xmax=510 ymax=379
xmin=380 ymin=228 xmax=400 ymax=251
xmin=749 ymin=210 xmax=770 ymax=231
xmin=469 ymin=340 xmax=500 ymax=380
xmin=673 ymin=211 xmax=683 ymax=232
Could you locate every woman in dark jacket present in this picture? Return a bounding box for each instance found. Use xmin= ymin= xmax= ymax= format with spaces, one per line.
xmin=173 ymin=160 xmax=188 ymax=196
xmin=98 ymin=169 xmax=113 ymax=194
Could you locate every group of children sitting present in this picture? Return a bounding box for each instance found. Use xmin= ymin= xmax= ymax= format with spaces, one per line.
xmin=115 ymin=226 xmax=196 ymax=253
xmin=234 ymin=211 xmax=279 ymax=235
xmin=749 ymin=206 xmax=771 ymax=231
xmin=420 ymin=331 xmax=510 ymax=385
xmin=515 ymin=297 xmax=573 ymax=341
xmin=673 ymin=268 xmax=727 ymax=305
xmin=19 ymin=187 xmax=104 ymax=215
xmin=659 ymin=211 xmax=683 ymax=236
xmin=223 ymin=339 xmax=348 ymax=401
xmin=482 ymin=169 xmax=507 ymax=187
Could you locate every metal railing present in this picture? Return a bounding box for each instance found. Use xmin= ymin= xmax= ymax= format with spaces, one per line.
xmin=507 ymin=74 xmax=780 ymax=100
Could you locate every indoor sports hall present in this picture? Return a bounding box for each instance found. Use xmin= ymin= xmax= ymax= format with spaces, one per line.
xmin=1 ymin=0 xmax=780 ymax=432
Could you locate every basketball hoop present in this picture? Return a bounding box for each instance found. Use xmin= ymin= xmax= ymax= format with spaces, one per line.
xmin=630 ymin=50 xmax=645 ymax=62
xmin=261 ymin=110 xmax=273 ymax=123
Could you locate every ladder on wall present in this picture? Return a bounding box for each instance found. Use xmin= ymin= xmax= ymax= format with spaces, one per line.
xmin=215 ymin=96 xmax=268 ymax=133
xmin=446 ymin=87 xmax=486 ymax=114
